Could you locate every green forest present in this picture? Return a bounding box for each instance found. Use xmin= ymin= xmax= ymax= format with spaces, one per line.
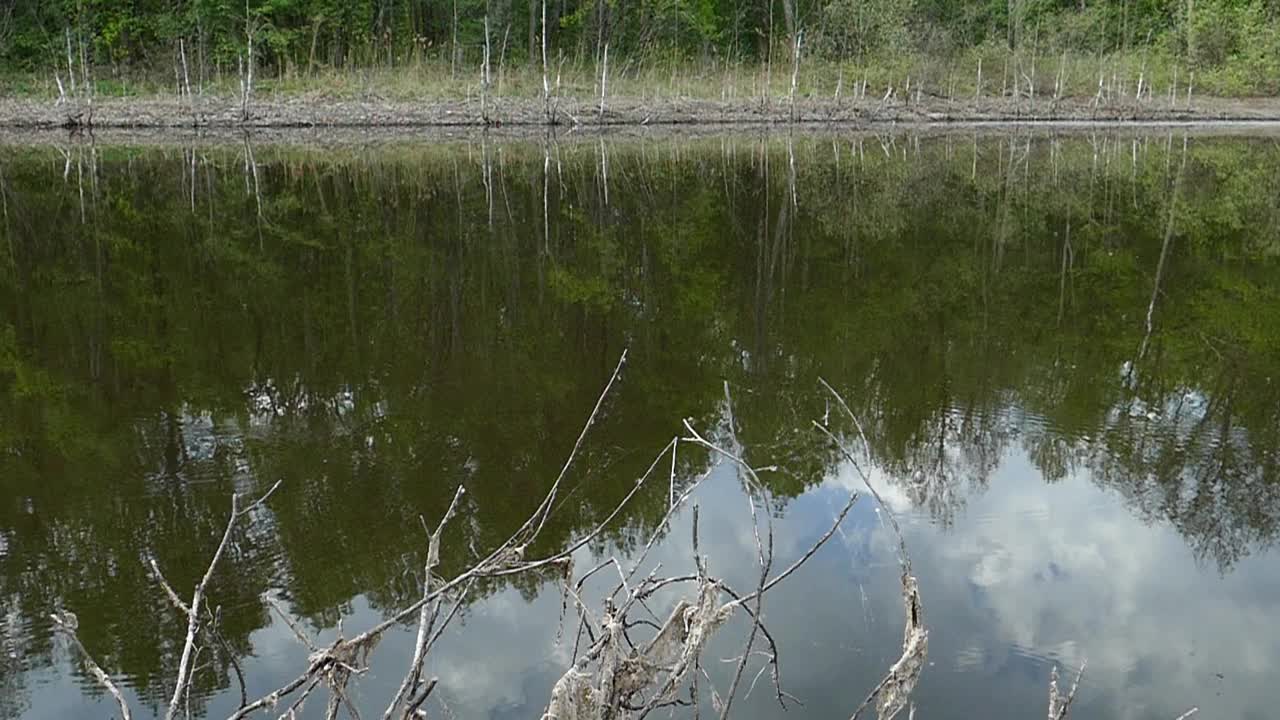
xmin=2 ymin=0 xmax=1279 ymax=95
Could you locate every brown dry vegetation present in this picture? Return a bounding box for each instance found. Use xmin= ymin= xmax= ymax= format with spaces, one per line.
xmin=4 ymin=93 xmax=1280 ymax=130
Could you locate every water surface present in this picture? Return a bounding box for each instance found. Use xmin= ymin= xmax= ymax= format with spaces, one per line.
xmin=2 ymin=130 xmax=1279 ymax=719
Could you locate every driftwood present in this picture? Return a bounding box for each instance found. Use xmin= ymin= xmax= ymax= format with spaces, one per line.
xmin=47 ymin=354 xmax=1200 ymax=719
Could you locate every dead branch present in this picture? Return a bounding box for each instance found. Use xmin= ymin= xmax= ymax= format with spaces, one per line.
xmin=815 ymin=380 xmax=929 ymax=720
xmin=536 ymin=383 xmax=864 ymax=719
xmin=1043 ymin=660 xmax=1197 ymax=720
xmin=527 ymin=350 xmax=628 ymax=544
xmin=206 ymin=606 xmax=249 ymax=711
xmin=383 ymin=485 xmax=467 ymax=719
xmin=228 ymin=654 xmax=334 ymax=720
xmin=49 ymin=611 xmax=132 ymax=720
xmin=847 ymin=574 xmax=927 ymax=720
xmin=231 ymin=352 xmax=632 ymax=718
xmin=1047 ymin=661 xmax=1086 ymax=720
xmin=150 ymin=480 xmax=282 ymax=720
xmin=49 ymin=352 xmax=1202 ymax=720
xmin=44 ymin=362 xmax=1032 ymax=720
xmin=816 ymin=378 xmax=911 ymax=573
xmin=404 ymin=677 xmax=438 ymax=718
xmin=715 ymin=383 xmax=775 ymax=720
xmin=278 ymin=676 xmax=323 ymax=719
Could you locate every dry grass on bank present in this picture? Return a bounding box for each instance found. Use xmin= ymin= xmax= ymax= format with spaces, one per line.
xmin=3 ymin=44 xmax=1274 ymax=107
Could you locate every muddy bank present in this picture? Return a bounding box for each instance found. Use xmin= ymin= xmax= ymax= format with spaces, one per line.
xmin=3 ymin=93 xmax=1280 ymax=130
xmin=5 ymin=121 xmax=1280 ymax=151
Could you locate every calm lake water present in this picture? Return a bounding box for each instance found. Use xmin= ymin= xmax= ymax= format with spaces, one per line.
xmin=2 ymin=130 xmax=1279 ymax=720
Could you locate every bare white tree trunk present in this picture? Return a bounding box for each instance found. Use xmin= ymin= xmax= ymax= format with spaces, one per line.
xmin=77 ymin=27 xmax=93 ymax=125
xmin=179 ymin=38 xmax=195 ymax=125
xmin=541 ymin=0 xmax=551 ymax=124
xmin=197 ymin=15 xmax=206 ymax=94
xmin=498 ymin=23 xmax=510 ymax=96
xmin=239 ymin=27 xmax=254 ymax=124
xmin=65 ymin=28 xmax=77 ymax=97
xmin=1053 ymin=51 xmax=1065 ymax=100
xmin=598 ymin=43 xmax=609 ymax=119
xmin=179 ymin=39 xmax=191 ymax=98
xmin=238 ymin=55 xmax=247 ymax=122
xmin=481 ymin=15 xmax=492 ymax=123
xmin=247 ymin=35 xmax=254 ymax=117
xmin=451 ymin=0 xmax=459 ymax=80
xmin=61 ymin=22 xmax=93 ymax=127
xmin=789 ymin=31 xmax=802 ymax=123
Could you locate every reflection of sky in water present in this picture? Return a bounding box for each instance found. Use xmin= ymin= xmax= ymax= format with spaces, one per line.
xmin=24 ymin=447 xmax=1278 ymax=720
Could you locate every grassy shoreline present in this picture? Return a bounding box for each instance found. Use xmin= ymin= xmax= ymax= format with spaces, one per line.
xmin=6 ymin=46 xmax=1278 ymax=100
xmin=5 ymin=52 xmax=1280 ymax=129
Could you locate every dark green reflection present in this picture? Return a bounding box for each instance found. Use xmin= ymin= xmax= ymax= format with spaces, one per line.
xmin=1 ymin=131 xmax=1278 ymax=715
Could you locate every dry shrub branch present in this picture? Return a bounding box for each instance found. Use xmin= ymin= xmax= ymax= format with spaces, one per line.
xmin=49 ymin=354 xmax=1198 ymax=720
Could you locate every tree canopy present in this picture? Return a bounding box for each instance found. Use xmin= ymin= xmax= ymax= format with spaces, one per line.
xmin=2 ymin=0 xmax=1278 ymax=84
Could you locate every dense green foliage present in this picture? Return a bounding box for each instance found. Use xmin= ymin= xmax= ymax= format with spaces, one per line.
xmin=2 ymin=0 xmax=1279 ymax=93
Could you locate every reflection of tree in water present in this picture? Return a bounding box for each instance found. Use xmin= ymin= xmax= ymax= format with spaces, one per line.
xmin=1084 ymin=364 xmax=1280 ymax=570
xmin=898 ymin=407 xmax=1006 ymax=527
xmin=0 ymin=405 xmax=278 ymax=712
xmin=1 ymin=133 xmax=1279 ymax=707
xmin=0 ymin=591 xmax=31 ymax=720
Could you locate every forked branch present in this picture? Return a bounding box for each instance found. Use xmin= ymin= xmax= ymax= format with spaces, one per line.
xmin=150 ymin=479 xmax=283 ymax=720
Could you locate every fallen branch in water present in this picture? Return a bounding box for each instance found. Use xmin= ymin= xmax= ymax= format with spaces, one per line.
xmin=48 ymin=611 xmax=132 ymax=720
xmin=49 ymin=364 xmax=1199 ymax=720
